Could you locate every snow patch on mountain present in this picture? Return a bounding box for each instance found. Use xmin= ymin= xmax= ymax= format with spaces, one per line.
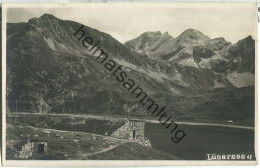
xmin=114 ymin=59 xmax=143 ymax=72
xmin=178 ymin=57 xmax=199 ymax=68
xmin=114 ymin=59 xmax=170 ymax=82
xmin=146 ymin=70 xmax=169 ymax=82
xmin=227 ymin=72 xmax=254 ymax=87
xmin=43 ymin=37 xmax=56 ymax=50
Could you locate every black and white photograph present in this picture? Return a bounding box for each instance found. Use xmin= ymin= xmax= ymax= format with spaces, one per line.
xmin=1 ymin=3 xmax=258 ymax=166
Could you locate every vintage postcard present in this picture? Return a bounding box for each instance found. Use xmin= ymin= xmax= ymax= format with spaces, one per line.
xmin=1 ymin=3 xmax=258 ymax=166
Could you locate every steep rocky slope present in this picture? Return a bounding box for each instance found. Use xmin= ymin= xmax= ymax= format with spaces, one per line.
xmin=125 ymin=29 xmax=255 ymax=88
xmin=6 ymin=14 xmax=255 ymax=125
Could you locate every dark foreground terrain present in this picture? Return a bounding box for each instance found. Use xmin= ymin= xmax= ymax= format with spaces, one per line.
xmin=5 ymin=114 xmax=179 ymax=160
xmin=5 ymin=113 xmax=255 ymax=160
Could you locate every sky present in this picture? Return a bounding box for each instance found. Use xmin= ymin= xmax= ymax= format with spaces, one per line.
xmin=6 ymin=3 xmax=257 ymax=44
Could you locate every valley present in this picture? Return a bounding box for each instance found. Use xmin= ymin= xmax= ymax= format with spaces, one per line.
xmin=5 ymin=13 xmax=256 ymax=160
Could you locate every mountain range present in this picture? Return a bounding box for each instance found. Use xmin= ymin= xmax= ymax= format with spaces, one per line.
xmin=6 ymin=14 xmax=255 ymax=125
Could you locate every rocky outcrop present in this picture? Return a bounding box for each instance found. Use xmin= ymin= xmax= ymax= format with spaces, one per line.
xmin=138 ymin=139 xmax=151 ymax=147
xmin=110 ymin=122 xmax=131 ymax=139
xmin=16 ymin=141 xmax=34 ymax=159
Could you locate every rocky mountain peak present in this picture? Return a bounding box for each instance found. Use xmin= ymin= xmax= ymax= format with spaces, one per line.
xmin=125 ymin=31 xmax=163 ymax=53
xmin=233 ymin=35 xmax=254 ymax=50
xmin=239 ymin=35 xmax=254 ymax=44
xmin=178 ymin=28 xmax=209 ymax=40
xmin=139 ymin=31 xmax=162 ymax=39
xmin=213 ymin=37 xmax=226 ymax=42
xmin=39 ymin=13 xmax=58 ymax=20
xmin=28 ymin=13 xmax=60 ymax=27
xmin=161 ymin=31 xmax=172 ymax=38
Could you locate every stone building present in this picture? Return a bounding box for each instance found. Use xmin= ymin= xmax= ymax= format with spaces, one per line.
xmin=110 ymin=119 xmax=145 ymax=140
xmin=34 ymin=141 xmax=48 ymax=154
xmin=129 ymin=119 xmax=145 ymax=140
xmin=15 ymin=140 xmax=48 ymax=159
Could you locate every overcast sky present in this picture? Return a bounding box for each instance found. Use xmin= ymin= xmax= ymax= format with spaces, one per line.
xmin=6 ymin=3 xmax=257 ymax=44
